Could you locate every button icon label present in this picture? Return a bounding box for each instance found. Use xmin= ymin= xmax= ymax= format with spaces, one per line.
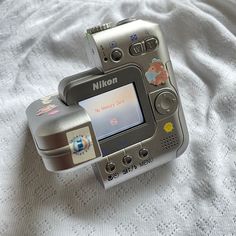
xmin=130 ymin=33 xmax=138 ymax=42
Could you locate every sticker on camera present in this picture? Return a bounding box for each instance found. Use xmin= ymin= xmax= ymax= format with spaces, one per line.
xmin=145 ymin=58 xmax=168 ymax=86
xmin=36 ymin=104 xmax=59 ymax=116
xmin=40 ymin=95 xmax=53 ymax=104
xmin=66 ymin=126 xmax=96 ymax=165
xmin=36 ymin=95 xmax=60 ymax=116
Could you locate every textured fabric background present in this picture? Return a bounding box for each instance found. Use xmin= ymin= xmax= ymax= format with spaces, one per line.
xmin=0 ymin=0 xmax=236 ymax=235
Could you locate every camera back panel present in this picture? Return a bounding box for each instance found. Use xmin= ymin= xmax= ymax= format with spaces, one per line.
xmin=26 ymin=19 xmax=189 ymax=189
xmin=59 ymin=65 xmax=156 ymax=156
xmin=85 ymin=19 xmax=189 ymax=188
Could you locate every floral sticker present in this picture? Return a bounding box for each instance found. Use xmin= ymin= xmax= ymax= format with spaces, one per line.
xmin=145 ymin=58 xmax=168 ymax=86
xmin=36 ymin=104 xmax=58 ymax=116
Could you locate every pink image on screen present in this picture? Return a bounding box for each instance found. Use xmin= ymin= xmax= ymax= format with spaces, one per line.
xmin=110 ymin=117 xmax=118 ymax=126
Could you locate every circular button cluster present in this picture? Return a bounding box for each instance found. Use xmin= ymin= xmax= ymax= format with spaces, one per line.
xmin=139 ymin=148 xmax=149 ymax=159
xmin=155 ymin=91 xmax=178 ymax=115
xmin=122 ymin=155 xmax=133 ymax=166
xmin=105 ymin=162 xmax=116 ymax=173
xmin=111 ymin=49 xmax=123 ymax=62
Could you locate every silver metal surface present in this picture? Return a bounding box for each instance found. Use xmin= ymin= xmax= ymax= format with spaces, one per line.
xmin=88 ymin=19 xmax=189 ymax=188
xmin=26 ymin=19 xmax=189 ymax=189
xmin=26 ymin=96 xmax=102 ymax=171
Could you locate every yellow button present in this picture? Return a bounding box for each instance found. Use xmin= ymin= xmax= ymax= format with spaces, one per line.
xmin=163 ymin=122 xmax=174 ymax=133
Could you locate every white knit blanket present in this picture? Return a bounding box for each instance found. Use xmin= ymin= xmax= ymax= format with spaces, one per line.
xmin=0 ymin=0 xmax=236 ymax=235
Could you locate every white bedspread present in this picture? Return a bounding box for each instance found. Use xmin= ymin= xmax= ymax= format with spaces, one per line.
xmin=0 ymin=0 xmax=236 ymax=235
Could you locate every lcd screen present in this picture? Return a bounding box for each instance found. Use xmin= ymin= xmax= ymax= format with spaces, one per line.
xmin=79 ymin=84 xmax=144 ymax=140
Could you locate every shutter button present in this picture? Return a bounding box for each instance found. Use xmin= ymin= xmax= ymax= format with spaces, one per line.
xmin=116 ymin=18 xmax=136 ymax=26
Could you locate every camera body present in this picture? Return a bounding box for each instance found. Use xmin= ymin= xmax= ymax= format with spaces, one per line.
xmin=26 ymin=19 xmax=189 ymax=189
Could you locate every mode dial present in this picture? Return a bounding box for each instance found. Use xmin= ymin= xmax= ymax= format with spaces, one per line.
xmin=86 ymin=23 xmax=112 ymax=34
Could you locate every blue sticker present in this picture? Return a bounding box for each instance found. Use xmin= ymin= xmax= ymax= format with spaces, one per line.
xmin=66 ymin=126 xmax=96 ymax=165
xmin=71 ymin=135 xmax=92 ymax=154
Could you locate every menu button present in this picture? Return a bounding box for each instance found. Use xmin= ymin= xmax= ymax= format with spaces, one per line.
xmin=139 ymin=148 xmax=149 ymax=159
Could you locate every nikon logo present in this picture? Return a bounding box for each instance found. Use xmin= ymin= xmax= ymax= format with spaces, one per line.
xmin=93 ymin=77 xmax=118 ymax=91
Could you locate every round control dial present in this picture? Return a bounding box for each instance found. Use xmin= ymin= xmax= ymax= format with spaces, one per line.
xmin=86 ymin=23 xmax=112 ymax=34
xmin=155 ymin=91 xmax=178 ymax=115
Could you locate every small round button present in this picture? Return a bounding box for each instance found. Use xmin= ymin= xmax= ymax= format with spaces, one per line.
xmin=155 ymin=91 xmax=178 ymax=115
xmin=122 ymin=155 xmax=133 ymax=166
xmin=139 ymin=148 xmax=149 ymax=159
xmin=105 ymin=162 xmax=116 ymax=173
xmin=111 ymin=49 xmax=123 ymax=62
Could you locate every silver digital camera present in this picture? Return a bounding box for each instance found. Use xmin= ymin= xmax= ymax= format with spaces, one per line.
xmin=26 ymin=19 xmax=189 ymax=189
